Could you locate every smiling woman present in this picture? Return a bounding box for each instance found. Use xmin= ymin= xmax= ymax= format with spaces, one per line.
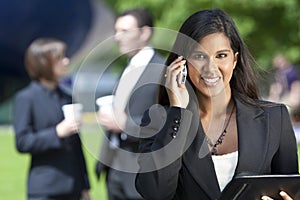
xmin=135 ymin=9 xmax=299 ymax=200
xmin=187 ymin=33 xmax=238 ymax=98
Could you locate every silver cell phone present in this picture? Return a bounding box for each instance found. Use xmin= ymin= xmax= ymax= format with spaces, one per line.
xmin=179 ymin=63 xmax=187 ymax=84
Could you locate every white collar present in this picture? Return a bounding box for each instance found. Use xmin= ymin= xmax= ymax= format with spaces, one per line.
xmin=129 ymin=46 xmax=155 ymax=67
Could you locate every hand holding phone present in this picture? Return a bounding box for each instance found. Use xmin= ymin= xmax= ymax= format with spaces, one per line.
xmin=166 ymin=57 xmax=189 ymax=108
xmin=178 ymin=63 xmax=187 ymax=84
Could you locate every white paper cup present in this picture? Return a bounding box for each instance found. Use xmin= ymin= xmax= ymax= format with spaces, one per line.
xmin=96 ymin=95 xmax=114 ymax=114
xmin=62 ymin=103 xmax=83 ymax=121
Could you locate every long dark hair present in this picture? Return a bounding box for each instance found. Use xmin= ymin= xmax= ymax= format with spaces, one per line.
xmin=159 ymin=9 xmax=261 ymax=106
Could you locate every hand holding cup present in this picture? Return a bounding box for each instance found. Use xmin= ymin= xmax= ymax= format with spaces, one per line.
xmin=56 ymin=103 xmax=83 ymax=138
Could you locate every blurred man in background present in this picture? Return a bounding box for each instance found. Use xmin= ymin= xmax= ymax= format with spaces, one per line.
xmin=95 ymin=8 xmax=165 ymax=200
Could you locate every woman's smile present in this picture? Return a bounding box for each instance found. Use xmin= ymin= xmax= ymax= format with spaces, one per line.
xmin=201 ymin=76 xmax=221 ymax=87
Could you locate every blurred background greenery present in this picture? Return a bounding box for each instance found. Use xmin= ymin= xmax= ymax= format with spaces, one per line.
xmin=104 ymin=0 xmax=300 ymax=68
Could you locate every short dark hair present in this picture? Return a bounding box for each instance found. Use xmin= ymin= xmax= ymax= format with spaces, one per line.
xmin=24 ymin=38 xmax=66 ymax=81
xmin=118 ymin=8 xmax=153 ymax=28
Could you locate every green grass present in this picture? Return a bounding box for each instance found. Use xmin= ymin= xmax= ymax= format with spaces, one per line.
xmin=0 ymin=126 xmax=108 ymax=200
xmin=1 ymin=125 xmax=300 ymax=200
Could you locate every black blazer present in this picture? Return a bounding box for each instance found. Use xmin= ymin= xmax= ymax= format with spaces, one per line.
xmin=96 ymin=52 xmax=165 ymax=198
xmin=136 ymin=97 xmax=299 ymax=200
xmin=13 ymin=81 xmax=90 ymax=196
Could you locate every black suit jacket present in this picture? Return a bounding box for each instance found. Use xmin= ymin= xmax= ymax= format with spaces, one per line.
xmin=13 ymin=81 xmax=90 ymax=196
xmin=96 ymin=52 xmax=165 ymax=198
xmin=136 ymin=97 xmax=299 ymax=200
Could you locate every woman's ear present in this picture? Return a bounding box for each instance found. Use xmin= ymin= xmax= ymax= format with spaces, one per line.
xmin=233 ymin=52 xmax=239 ymax=69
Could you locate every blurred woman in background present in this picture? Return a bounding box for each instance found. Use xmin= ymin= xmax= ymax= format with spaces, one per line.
xmin=13 ymin=38 xmax=90 ymax=200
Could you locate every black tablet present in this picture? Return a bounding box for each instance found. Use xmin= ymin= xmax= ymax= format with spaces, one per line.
xmin=219 ymin=174 xmax=300 ymax=200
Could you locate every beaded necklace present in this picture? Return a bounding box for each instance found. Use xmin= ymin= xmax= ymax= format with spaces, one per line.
xmin=206 ymin=103 xmax=235 ymax=155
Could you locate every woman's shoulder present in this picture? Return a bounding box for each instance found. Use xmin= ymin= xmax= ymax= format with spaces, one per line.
xmin=253 ymin=99 xmax=289 ymax=113
xmin=236 ymin=97 xmax=288 ymax=113
xmin=255 ymin=99 xmax=281 ymax=106
xmin=14 ymin=81 xmax=40 ymax=100
xmin=256 ymin=99 xmax=285 ymax=107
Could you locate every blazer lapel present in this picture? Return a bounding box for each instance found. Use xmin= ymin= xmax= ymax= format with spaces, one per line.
xmin=234 ymin=98 xmax=269 ymax=175
xmin=131 ymin=56 xmax=164 ymax=95
xmin=182 ymin=98 xmax=270 ymax=199
xmin=128 ymin=56 xmax=164 ymax=110
xmin=183 ymin=126 xmax=222 ymax=199
xmin=182 ymin=100 xmax=221 ymax=199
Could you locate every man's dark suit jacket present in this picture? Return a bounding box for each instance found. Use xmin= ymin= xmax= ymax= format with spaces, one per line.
xmin=136 ymin=97 xmax=299 ymax=200
xmin=96 ymin=52 xmax=165 ymax=198
xmin=13 ymin=81 xmax=90 ymax=197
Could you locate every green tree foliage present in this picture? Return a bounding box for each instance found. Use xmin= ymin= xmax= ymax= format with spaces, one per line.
xmin=101 ymin=0 xmax=300 ymax=96
xmin=102 ymin=0 xmax=300 ymax=69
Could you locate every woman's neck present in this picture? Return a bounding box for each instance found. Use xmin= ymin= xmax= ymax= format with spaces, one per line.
xmin=197 ymin=89 xmax=232 ymax=117
xmin=197 ymin=89 xmax=234 ymax=139
xmin=39 ymin=78 xmax=57 ymax=90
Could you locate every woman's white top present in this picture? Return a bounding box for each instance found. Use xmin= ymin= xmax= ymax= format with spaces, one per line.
xmin=211 ymin=151 xmax=238 ymax=191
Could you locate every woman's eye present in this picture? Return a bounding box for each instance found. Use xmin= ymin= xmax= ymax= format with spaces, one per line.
xmin=54 ymin=54 xmax=63 ymax=60
xmin=216 ymin=53 xmax=227 ymax=58
xmin=192 ymin=54 xmax=205 ymax=60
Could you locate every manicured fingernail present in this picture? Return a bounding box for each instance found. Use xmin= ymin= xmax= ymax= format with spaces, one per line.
xmin=178 ymin=56 xmax=183 ymax=59
xmin=261 ymin=196 xmax=270 ymax=200
xmin=279 ymin=191 xmax=286 ymax=196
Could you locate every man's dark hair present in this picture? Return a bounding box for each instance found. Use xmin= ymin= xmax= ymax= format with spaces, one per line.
xmin=118 ymin=8 xmax=153 ymax=28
